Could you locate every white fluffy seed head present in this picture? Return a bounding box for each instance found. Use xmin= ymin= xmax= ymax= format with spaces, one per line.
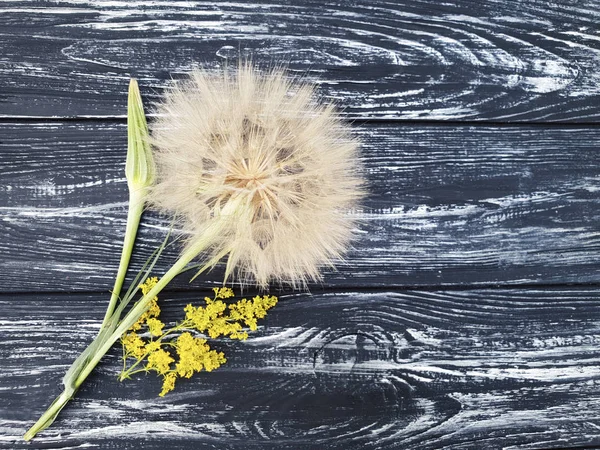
xmin=150 ymin=63 xmax=365 ymax=288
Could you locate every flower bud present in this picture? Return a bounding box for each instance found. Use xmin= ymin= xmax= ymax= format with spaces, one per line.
xmin=126 ymin=79 xmax=155 ymax=192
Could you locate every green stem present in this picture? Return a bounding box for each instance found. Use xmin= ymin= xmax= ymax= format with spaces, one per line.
xmin=25 ymin=78 xmax=155 ymax=441
xmin=23 ymin=226 xmax=219 ymax=441
xmin=122 ymin=368 xmax=151 ymax=377
xmin=75 ymin=249 xmax=195 ymax=385
xmin=23 ymin=390 xmax=73 ymax=442
xmin=120 ymin=359 xmax=146 ymax=379
xmin=100 ymin=189 xmax=145 ymax=331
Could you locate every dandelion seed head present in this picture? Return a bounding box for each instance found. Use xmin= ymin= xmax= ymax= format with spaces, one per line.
xmin=150 ymin=63 xmax=364 ymax=288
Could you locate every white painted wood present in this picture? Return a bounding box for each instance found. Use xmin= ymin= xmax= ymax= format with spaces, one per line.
xmin=2 ymin=288 xmax=600 ymax=448
xmin=1 ymin=0 xmax=600 ymax=120
xmin=2 ymin=122 xmax=599 ymax=291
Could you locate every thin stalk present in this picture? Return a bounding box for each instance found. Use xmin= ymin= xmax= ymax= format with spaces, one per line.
xmin=22 ymin=391 xmax=73 ymax=442
xmin=24 ymin=78 xmax=155 ymax=441
xmin=99 ymin=189 xmax=145 ymax=330
xmin=23 ymin=225 xmax=220 ymax=441
xmin=122 ymin=368 xmax=150 ymax=377
xmin=72 ymin=235 xmax=214 ymax=387
xmin=97 ymin=77 xmax=153 ymax=329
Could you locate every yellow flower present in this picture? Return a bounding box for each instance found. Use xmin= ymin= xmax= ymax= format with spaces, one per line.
xmin=160 ymin=373 xmax=177 ymax=397
xmin=146 ymin=348 xmax=174 ymax=375
xmin=185 ymin=301 xmax=243 ymax=339
xmin=146 ymin=318 xmax=164 ymax=337
xmin=130 ymin=277 xmax=161 ymax=331
xmin=122 ymin=332 xmax=146 ymax=358
xmin=228 ymin=295 xmax=278 ymax=331
xmin=203 ymin=350 xmax=226 ymax=372
xmin=140 ymin=277 xmax=159 ymax=296
xmin=146 ymin=341 xmax=161 ymax=352
xmin=174 ymin=332 xmax=226 ymax=378
xmin=183 ymin=291 xmax=278 ymax=340
xmin=121 ymin=287 xmax=276 ymax=396
xmin=213 ymin=287 xmax=234 ymax=299
xmin=184 ymin=299 xmax=223 ymax=332
xmin=146 ymin=298 xmax=161 ymax=318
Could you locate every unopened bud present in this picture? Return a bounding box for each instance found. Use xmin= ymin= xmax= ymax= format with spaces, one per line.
xmin=126 ymin=79 xmax=155 ymax=191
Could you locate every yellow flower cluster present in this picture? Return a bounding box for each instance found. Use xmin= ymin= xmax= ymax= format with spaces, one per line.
xmin=130 ymin=276 xmax=160 ymax=331
xmin=121 ymin=332 xmax=146 ymax=358
xmin=120 ymin=280 xmax=277 ymax=397
xmin=175 ymin=332 xmax=226 ymax=377
xmin=184 ymin=288 xmax=278 ymax=340
xmin=146 ymin=348 xmax=174 ymax=374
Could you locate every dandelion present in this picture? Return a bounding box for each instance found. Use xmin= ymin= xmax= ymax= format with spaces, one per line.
xmin=100 ymin=65 xmax=363 ymax=381
xmin=150 ymin=62 xmax=364 ymax=288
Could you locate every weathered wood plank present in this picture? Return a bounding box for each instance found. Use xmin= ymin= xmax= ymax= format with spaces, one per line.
xmin=2 ymin=287 xmax=600 ymax=449
xmin=2 ymin=121 xmax=599 ymax=292
xmin=2 ymin=0 xmax=600 ymax=121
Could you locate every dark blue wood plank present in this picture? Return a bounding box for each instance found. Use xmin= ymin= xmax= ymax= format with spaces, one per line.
xmin=1 ymin=121 xmax=599 ymax=292
xmin=2 ymin=3 xmax=600 ymax=448
xmin=2 ymin=287 xmax=600 ymax=449
xmin=1 ymin=0 xmax=600 ymax=121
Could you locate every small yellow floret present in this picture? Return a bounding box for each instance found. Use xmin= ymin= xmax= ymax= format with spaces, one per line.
xmin=213 ymin=287 xmax=234 ymax=299
xmin=174 ymin=332 xmax=226 ymax=378
xmin=160 ymin=373 xmax=177 ymax=397
xmin=122 ymin=332 xmax=146 ymax=358
xmin=146 ymin=318 xmax=165 ymax=337
xmin=228 ymin=295 xmax=278 ymax=331
xmin=130 ymin=277 xmax=161 ymax=331
xmin=146 ymin=348 xmax=174 ymax=375
xmin=146 ymin=298 xmax=161 ymax=319
xmin=140 ymin=277 xmax=159 ymax=296
xmin=146 ymin=341 xmax=161 ymax=352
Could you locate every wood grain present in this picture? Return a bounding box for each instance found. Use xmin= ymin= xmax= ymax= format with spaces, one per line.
xmin=2 ymin=287 xmax=600 ymax=449
xmin=2 ymin=121 xmax=599 ymax=292
xmin=2 ymin=0 xmax=600 ymax=121
xmin=3 ymin=4 xmax=600 ymax=448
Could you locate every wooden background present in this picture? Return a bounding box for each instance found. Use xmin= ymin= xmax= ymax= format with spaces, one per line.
xmin=1 ymin=1 xmax=600 ymax=448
